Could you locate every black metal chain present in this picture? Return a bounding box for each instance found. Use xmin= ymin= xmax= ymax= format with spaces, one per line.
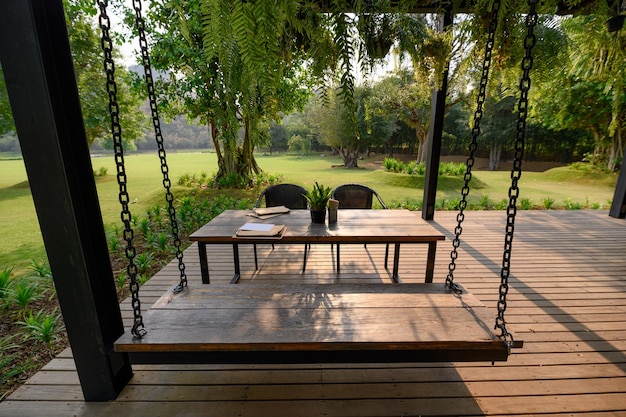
xmin=446 ymin=0 xmax=501 ymax=294
xmin=495 ymin=0 xmax=538 ymax=349
xmin=97 ymin=0 xmax=146 ymax=339
xmin=132 ymin=0 xmax=187 ymax=293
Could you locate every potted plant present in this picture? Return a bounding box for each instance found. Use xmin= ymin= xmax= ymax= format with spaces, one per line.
xmin=303 ymin=182 xmax=332 ymax=224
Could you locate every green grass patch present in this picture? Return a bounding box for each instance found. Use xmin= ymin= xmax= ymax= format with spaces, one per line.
xmin=0 ymin=151 xmax=619 ymax=272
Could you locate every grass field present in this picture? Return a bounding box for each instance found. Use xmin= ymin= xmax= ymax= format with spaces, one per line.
xmin=0 ymin=150 xmax=619 ymax=272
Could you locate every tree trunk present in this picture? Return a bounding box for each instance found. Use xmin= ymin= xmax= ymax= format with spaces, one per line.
xmin=414 ymin=122 xmax=428 ymax=163
xmin=339 ymin=146 xmax=360 ymax=168
xmin=488 ymin=139 xmax=502 ymax=170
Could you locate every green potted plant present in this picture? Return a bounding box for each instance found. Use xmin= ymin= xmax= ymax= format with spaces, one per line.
xmin=303 ymin=182 xmax=332 ymax=224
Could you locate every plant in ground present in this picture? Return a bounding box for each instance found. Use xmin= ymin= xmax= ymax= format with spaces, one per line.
xmin=1 ymin=334 xmax=34 ymax=401
xmin=28 ymin=259 xmax=52 ymax=279
xmin=12 ymin=279 xmax=41 ymax=314
xmin=564 ymin=198 xmax=583 ymax=210
xmin=0 ymin=267 xmax=16 ymax=307
xmin=543 ymin=197 xmax=555 ymax=209
xmin=134 ymin=252 xmax=154 ymax=275
xmin=19 ymin=309 xmax=64 ymax=354
xmin=520 ymin=198 xmax=533 ymax=210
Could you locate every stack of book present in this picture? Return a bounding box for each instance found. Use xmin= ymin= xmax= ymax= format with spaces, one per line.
xmin=235 ymin=222 xmax=286 ymax=239
xmin=248 ymin=205 xmax=290 ymax=219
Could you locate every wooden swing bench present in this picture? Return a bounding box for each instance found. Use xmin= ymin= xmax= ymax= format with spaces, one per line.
xmin=114 ymin=282 xmax=511 ymax=364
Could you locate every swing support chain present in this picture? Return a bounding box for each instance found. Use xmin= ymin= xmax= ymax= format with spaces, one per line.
xmin=132 ymin=0 xmax=188 ymax=294
xmin=97 ymin=0 xmax=147 ymax=339
xmin=495 ymin=0 xmax=538 ymax=350
xmin=446 ymin=0 xmax=501 ymax=295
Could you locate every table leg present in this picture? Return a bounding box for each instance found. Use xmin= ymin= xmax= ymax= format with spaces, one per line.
xmin=198 ymin=242 xmax=210 ymax=284
xmin=230 ymin=244 xmax=241 ymax=284
xmin=392 ymin=243 xmax=401 ymax=283
xmin=336 ymin=244 xmax=341 ymax=274
xmin=302 ymin=244 xmax=309 ymax=274
xmin=384 ymin=244 xmax=390 ymax=269
xmin=425 ymin=241 xmax=437 ymax=283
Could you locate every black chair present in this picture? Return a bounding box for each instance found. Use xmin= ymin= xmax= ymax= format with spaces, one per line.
xmin=254 ymin=184 xmax=308 ymax=271
xmin=331 ymin=184 xmax=392 ymax=273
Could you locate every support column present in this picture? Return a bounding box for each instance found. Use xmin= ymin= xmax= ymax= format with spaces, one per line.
xmin=609 ymin=164 xmax=626 ymax=218
xmin=0 ymin=0 xmax=132 ymax=401
xmin=422 ymin=9 xmax=453 ymax=220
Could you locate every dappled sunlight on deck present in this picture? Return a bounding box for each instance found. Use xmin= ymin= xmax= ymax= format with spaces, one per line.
xmin=2 ymin=210 xmax=625 ymax=416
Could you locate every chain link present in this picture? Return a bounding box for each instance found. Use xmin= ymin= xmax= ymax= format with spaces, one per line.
xmin=446 ymin=0 xmax=501 ymax=294
xmin=132 ymin=0 xmax=187 ymax=293
xmin=495 ymin=0 xmax=539 ymax=347
xmin=97 ymin=0 xmax=146 ymax=339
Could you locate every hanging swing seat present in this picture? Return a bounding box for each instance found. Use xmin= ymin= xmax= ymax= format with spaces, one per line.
xmin=114 ymin=282 xmax=510 ymax=364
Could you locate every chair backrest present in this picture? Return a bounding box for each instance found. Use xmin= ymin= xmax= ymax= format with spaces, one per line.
xmin=256 ymin=184 xmax=308 ymax=209
xmin=332 ymin=184 xmax=387 ymax=209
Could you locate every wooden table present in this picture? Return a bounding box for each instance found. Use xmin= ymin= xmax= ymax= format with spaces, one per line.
xmin=189 ymin=209 xmax=446 ymax=284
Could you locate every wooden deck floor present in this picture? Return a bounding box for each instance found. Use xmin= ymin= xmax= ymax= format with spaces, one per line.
xmin=1 ymin=210 xmax=625 ymax=416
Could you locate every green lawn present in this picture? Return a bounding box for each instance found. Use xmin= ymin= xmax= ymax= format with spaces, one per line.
xmin=0 ymin=151 xmax=618 ymax=272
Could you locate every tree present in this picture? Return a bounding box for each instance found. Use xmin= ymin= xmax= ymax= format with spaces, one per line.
xmin=0 ymin=66 xmax=15 ymax=136
xmin=307 ymin=92 xmax=361 ymax=166
xmin=0 ymin=1 xmax=145 ymax=150
xmin=287 ymin=134 xmax=308 ymax=155
xmin=137 ymin=0 xmax=313 ymax=186
xmin=562 ymin=15 xmax=625 ymax=170
xmin=68 ymin=0 xmax=145 ymax=149
xmin=481 ymin=90 xmax=517 ymax=170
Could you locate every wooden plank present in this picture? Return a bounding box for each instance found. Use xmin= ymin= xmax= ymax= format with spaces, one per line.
xmin=115 ymin=283 xmax=508 ymax=362
xmin=3 ymin=210 xmax=626 ymax=417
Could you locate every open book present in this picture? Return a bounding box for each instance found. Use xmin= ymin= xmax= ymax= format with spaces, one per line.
xmin=248 ymin=205 xmax=290 ymax=219
xmin=235 ymin=223 xmax=286 ymax=239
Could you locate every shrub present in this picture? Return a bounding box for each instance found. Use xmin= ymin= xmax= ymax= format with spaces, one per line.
xmin=520 ymin=198 xmax=533 ymax=210
xmin=0 ymin=267 xmax=15 ymax=307
xmin=12 ymin=279 xmax=41 ymax=312
xmin=383 ymin=157 xmax=405 ymax=173
xmin=439 ymin=162 xmax=465 ymax=176
xmin=1 ymin=334 xmax=34 ymax=400
xmin=19 ymin=309 xmax=64 ymax=353
xmin=495 ymin=198 xmax=508 ymax=210
xmin=564 ymin=199 xmax=583 ymax=210
xmin=28 ymin=259 xmax=52 ymax=279
xmin=134 ymin=253 xmax=153 ymax=275
xmin=478 ymin=195 xmax=491 ymax=210
xmin=543 ymin=197 xmax=555 ymax=210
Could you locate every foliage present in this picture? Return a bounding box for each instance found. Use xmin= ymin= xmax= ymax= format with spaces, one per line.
xmin=28 ymin=259 xmax=52 ymax=279
xmin=1 ymin=334 xmax=34 ymax=401
xmin=0 ymin=67 xmax=15 ymax=136
xmin=18 ymin=309 xmax=64 ymax=353
xmin=288 ymin=135 xmax=309 ymax=155
xmin=12 ymin=280 xmax=41 ymax=312
xmin=64 ymin=0 xmax=146 ymax=149
xmin=303 ymin=182 xmax=332 ymax=210
xmin=0 ymin=267 xmax=15 ymax=306
xmin=383 ymin=158 xmax=465 ymax=176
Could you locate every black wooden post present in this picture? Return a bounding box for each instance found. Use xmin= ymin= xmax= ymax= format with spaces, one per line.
xmin=609 ymin=164 xmax=626 ymax=218
xmin=0 ymin=0 xmax=132 ymax=401
xmin=422 ymin=10 xmax=453 ymax=220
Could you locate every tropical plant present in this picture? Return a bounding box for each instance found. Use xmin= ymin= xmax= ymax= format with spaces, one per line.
xmin=28 ymin=259 xmax=52 ymax=279
xmin=543 ymin=197 xmax=556 ymax=209
xmin=12 ymin=280 xmax=41 ymax=312
xmin=1 ymin=334 xmax=33 ymax=401
xmin=0 ymin=267 xmax=15 ymax=307
xmin=18 ymin=309 xmax=64 ymax=353
xmin=303 ymin=182 xmax=332 ymax=210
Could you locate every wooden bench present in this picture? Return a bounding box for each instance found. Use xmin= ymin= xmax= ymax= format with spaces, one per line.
xmin=115 ymin=283 xmax=510 ymax=364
